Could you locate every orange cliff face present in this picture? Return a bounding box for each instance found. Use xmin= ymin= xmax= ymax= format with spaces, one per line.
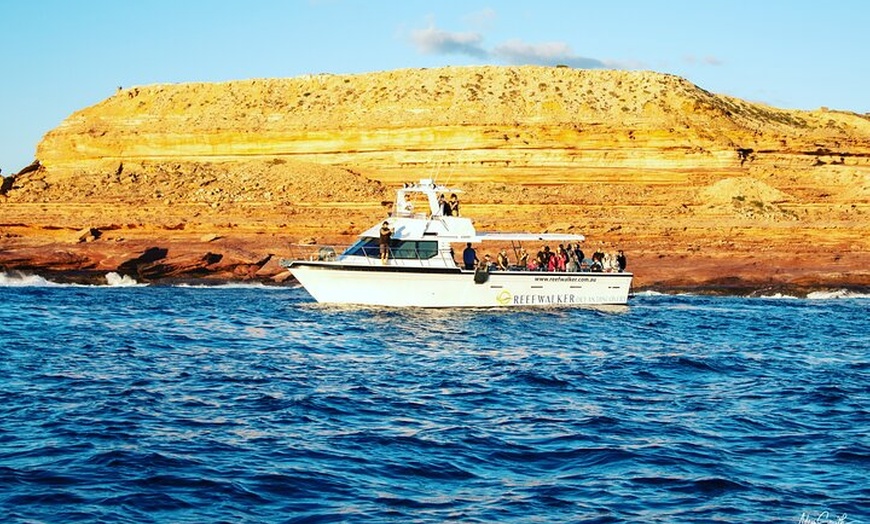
xmin=1 ymin=65 xmax=869 ymax=292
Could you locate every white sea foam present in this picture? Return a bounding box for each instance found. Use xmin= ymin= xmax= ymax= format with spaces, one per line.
xmin=105 ymin=272 xmax=147 ymax=287
xmin=753 ymin=292 xmax=801 ymax=300
xmin=174 ymin=282 xmax=276 ymax=289
xmin=806 ymin=289 xmax=870 ymax=300
xmin=0 ymin=272 xmax=60 ymax=287
xmin=0 ymin=271 xmax=147 ymax=288
xmin=744 ymin=288 xmax=870 ymax=300
xmin=0 ymin=271 xmax=289 ymax=289
xmin=633 ymin=290 xmax=667 ymax=297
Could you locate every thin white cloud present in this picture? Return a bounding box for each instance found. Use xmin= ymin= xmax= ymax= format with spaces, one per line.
xmin=409 ymin=19 xmax=611 ymax=69
xmin=410 ymin=25 xmax=488 ymax=58
xmin=492 ymin=39 xmax=606 ymax=68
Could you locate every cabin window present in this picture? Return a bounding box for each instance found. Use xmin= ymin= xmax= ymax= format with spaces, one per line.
xmin=344 ymin=238 xmax=381 ymax=258
xmin=343 ymin=238 xmax=438 ymax=259
xmin=391 ymin=240 xmax=438 ymax=259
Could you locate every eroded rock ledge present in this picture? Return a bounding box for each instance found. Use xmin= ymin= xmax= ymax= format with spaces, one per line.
xmin=1 ymin=66 xmax=868 ymax=293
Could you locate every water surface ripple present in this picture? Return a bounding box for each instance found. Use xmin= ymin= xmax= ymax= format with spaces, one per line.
xmin=1 ymin=286 xmax=867 ymax=522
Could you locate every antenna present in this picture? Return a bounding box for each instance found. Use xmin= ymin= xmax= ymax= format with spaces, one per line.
xmin=440 ymin=132 xmax=473 ymax=189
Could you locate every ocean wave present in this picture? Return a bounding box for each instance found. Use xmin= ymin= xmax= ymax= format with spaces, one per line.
xmin=637 ymin=288 xmax=870 ymax=301
xmin=633 ymin=290 xmax=667 ymax=296
xmin=0 ymin=271 xmax=62 ymax=287
xmin=0 ymin=271 xmax=287 ymax=289
xmin=806 ymin=289 xmax=870 ymax=300
xmin=0 ymin=271 xmax=146 ymax=287
xmin=751 ymin=292 xmax=801 ymax=300
xmin=174 ymin=281 xmax=287 ymax=289
xmin=754 ymin=289 xmax=870 ymax=300
xmin=105 ymin=272 xmax=147 ymax=287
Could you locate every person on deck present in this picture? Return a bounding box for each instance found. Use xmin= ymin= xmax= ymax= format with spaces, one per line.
xmin=496 ymin=249 xmax=510 ymax=271
xmin=379 ymin=221 xmax=393 ymax=264
xmin=536 ymin=246 xmax=551 ymax=272
xmin=593 ymin=244 xmax=605 ymax=266
xmin=558 ymin=244 xmax=569 ymax=268
xmin=449 ymin=193 xmax=460 ymax=217
xmin=518 ymin=248 xmax=529 ymax=270
xmin=462 ymin=243 xmax=478 ymax=270
xmin=479 ymin=254 xmax=494 ymax=272
xmin=397 ymin=195 xmax=413 ymax=216
xmin=439 ymin=194 xmax=451 ymax=216
xmin=566 ymin=251 xmax=580 ymax=272
xmin=603 ymin=252 xmax=614 ymax=272
xmin=616 ymin=250 xmax=627 ymax=272
xmin=572 ymin=244 xmax=585 ymax=268
xmin=590 ymin=257 xmax=603 ymax=272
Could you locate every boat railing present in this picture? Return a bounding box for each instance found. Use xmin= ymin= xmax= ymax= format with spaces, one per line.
xmin=283 ymin=244 xmax=342 ymax=262
xmin=284 ymin=244 xmax=633 ymax=274
xmin=285 ymin=243 xmax=458 ymax=268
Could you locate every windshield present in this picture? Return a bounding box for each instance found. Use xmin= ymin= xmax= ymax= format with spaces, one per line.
xmin=343 ymin=238 xmax=438 ymax=260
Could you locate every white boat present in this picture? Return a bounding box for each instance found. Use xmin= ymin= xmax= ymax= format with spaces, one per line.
xmin=281 ymin=179 xmax=633 ymax=308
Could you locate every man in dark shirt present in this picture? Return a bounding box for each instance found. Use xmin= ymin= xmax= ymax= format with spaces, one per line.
xmin=572 ymin=244 xmax=585 ymax=267
xmin=462 ymin=243 xmax=478 ymax=270
xmin=379 ymin=221 xmax=393 ymax=264
xmin=439 ymin=194 xmax=452 ymax=216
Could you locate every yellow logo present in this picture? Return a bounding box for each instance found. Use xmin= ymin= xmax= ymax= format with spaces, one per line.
xmin=496 ymin=289 xmax=513 ymax=305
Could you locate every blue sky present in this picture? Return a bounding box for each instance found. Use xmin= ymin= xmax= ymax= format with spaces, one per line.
xmin=1 ymin=0 xmax=867 ymax=175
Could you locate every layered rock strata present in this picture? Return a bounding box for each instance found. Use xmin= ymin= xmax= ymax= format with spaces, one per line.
xmin=1 ymin=66 xmax=868 ymax=293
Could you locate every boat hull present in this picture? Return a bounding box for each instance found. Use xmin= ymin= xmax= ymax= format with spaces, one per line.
xmin=287 ymin=262 xmax=632 ymax=307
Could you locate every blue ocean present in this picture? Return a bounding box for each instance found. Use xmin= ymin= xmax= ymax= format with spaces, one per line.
xmin=1 ymin=273 xmax=867 ymax=523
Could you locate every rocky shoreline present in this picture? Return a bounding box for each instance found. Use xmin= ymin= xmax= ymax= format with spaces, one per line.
xmin=2 ymin=233 xmax=866 ymax=298
xmin=3 ymin=268 xmax=867 ymax=299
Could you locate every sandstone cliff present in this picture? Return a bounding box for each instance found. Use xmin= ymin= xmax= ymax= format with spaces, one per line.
xmin=1 ymin=66 xmax=868 ymax=293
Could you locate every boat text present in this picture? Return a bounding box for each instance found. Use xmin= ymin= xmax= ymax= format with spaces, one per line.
xmin=534 ymin=276 xmax=597 ymax=283
xmin=509 ymin=293 xmax=623 ymax=305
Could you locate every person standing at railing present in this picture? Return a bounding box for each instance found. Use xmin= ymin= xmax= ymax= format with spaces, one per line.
xmin=497 ymin=249 xmax=509 ymax=271
xmin=518 ymin=248 xmax=529 ymax=270
xmin=462 ymin=242 xmax=478 ymax=270
xmin=449 ymin=193 xmax=460 ymax=216
xmin=379 ymin=221 xmax=393 ymax=265
xmin=439 ymin=194 xmax=452 ymax=216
